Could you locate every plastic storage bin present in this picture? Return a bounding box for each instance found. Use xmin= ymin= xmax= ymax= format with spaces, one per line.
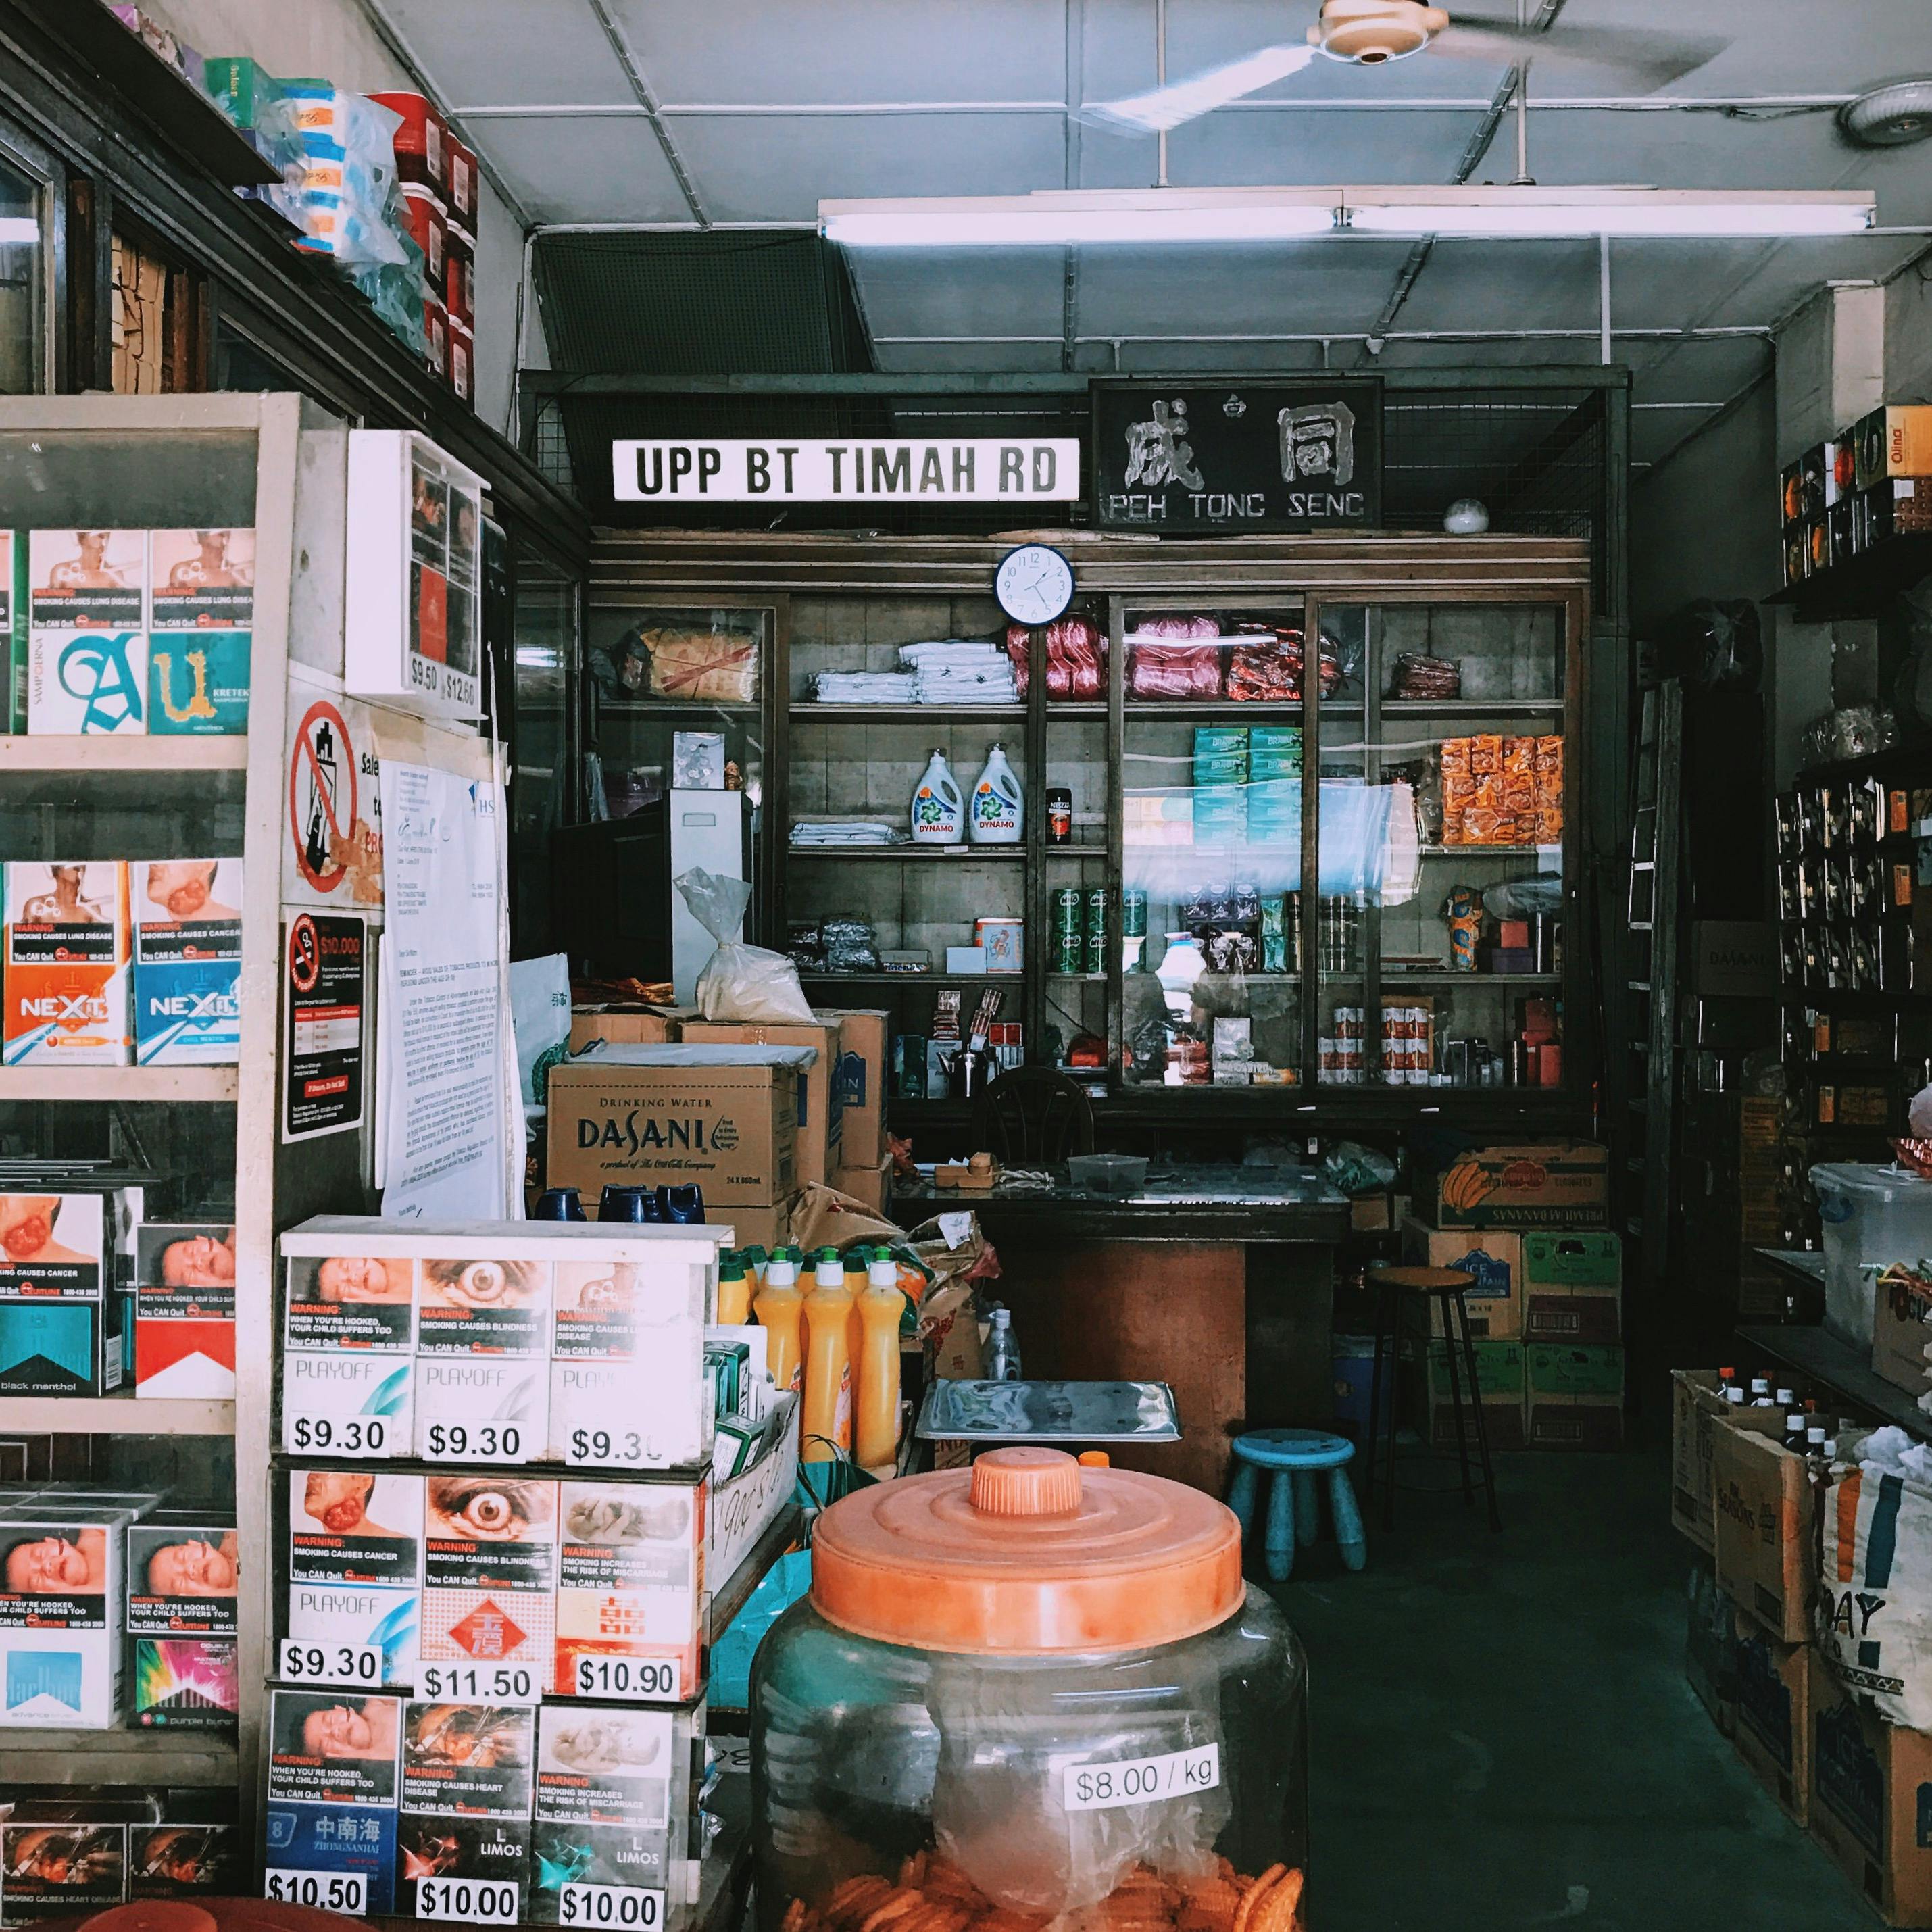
xmin=1067 ymin=1153 xmax=1151 ymax=1197
xmin=1810 ymin=1162 xmax=1932 ymax=1349
xmin=751 ymin=1447 xmax=1310 ymax=1931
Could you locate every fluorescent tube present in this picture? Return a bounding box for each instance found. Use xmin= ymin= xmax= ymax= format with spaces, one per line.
xmin=822 ymin=191 xmax=1337 ymax=247
xmin=1341 ymin=187 xmax=1876 ymax=238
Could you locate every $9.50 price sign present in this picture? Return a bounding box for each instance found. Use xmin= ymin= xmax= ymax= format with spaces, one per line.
xmin=266 ymin=1873 xmax=366 ymax=1914
xmin=573 ymin=1654 xmax=680 ymax=1702
xmin=1063 ymin=1743 xmax=1220 ymax=1812
xmin=278 ymin=1639 xmax=382 ymax=1688
xmin=417 ymin=1877 xmax=520 ymax=1925
xmin=559 ymin=1883 xmax=664 ymax=1927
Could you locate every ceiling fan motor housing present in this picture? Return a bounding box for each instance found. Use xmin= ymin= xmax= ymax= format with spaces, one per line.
xmin=1309 ymin=0 xmax=1450 ymax=64
xmin=1840 ymin=79 xmax=1932 ymax=147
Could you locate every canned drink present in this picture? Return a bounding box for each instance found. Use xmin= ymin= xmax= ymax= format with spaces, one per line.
xmin=1085 ymin=929 xmax=1107 ymax=977
xmin=1054 ymin=931 xmax=1083 ymax=976
xmin=1085 ymin=887 xmax=1110 ymax=939
xmin=1053 ymin=886 xmax=1083 ymax=935
xmin=1122 ymin=887 xmax=1148 ymax=938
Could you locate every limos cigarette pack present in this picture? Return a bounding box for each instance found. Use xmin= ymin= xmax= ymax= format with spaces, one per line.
xmin=283 ymin=1470 xmax=423 ymax=1687
xmin=415 ymin=1252 xmax=551 ymax=1462
xmin=126 ymin=1511 xmax=238 ymax=1729
xmin=132 ymin=859 xmax=242 ymax=1064
xmin=3 ymin=864 xmax=132 ymax=1067
xmin=422 ymin=1475 xmax=556 ymax=1679
xmin=398 ymin=1699 xmax=535 ymax=1923
xmin=264 ymin=1687 xmax=404 ymax=1915
xmin=0 ymin=1192 xmax=116 ymax=1397
xmin=553 ymin=1481 xmax=704 ymax=1704
xmin=132 ymin=1222 xmax=237 ymax=1398
xmin=0 ymin=1500 xmax=135 ymax=1727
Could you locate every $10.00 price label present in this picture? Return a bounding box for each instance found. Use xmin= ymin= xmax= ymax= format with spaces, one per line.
xmin=559 ymin=1882 xmax=664 ymax=1927
xmin=1063 ymin=1743 xmax=1220 ymax=1812
xmin=266 ymin=1873 xmax=366 ymax=1914
xmin=418 ymin=1661 xmax=540 ymax=1704
xmin=572 ymin=1654 xmax=679 ymax=1702
xmin=416 ymin=1877 xmax=520 ymax=1925
xmin=278 ymin=1639 xmax=382 ymax=1688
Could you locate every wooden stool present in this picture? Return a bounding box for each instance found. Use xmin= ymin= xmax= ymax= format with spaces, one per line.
xmin=1365 ymin=1264 xmax=1503 ymax=1534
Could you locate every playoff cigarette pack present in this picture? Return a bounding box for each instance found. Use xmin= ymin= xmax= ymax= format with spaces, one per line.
xmin=264 ymin=1687 xmax=404 ymax=1915
xmin=414 ymin=1252 xmax=552 ymax=1462
xmin=280 ymin=1242 xmax=416 ymax=1459
xmin=283 ymin=1470 xmax=423 ymax=1687
xmin=132 ymin=858 xmax=242 ymax=1064
xmin=0 ymin=1191 xmax=118 ymax=1397
xmin=553 ymin=1479 xmax=705 ymax=1704
xmin=3 ymin=863 xmax=132 ymax=1067
xmin=398 ymin=1699 xmax=536 ymax=1923
xmin=422 ymin=1475 xmax=557 ymax=1680
xmin=0 ymin=1498 xmax=136 ymax=1727
xmin=126 ymin=1510 xmax=239 ymax=1729
xmin=133 ymin=1222 xmax=236 ymax=1398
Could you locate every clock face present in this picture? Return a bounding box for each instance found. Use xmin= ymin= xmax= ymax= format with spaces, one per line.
xmin=995 ymin=545 xmax=1075 ymax=627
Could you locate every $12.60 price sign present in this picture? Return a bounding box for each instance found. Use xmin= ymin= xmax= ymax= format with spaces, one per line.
xmin=278 ymin=1639 xmax=382 ymax=1688
xmin=284 ymin=1412 xmax=390 ymax=1458
xmin=417 ymin=1878 xmax=520 ymax=1925
xmin=422 ymin=1419 xmax=525 ymax=1464
xmin=573 ymin=1654 xmax=679 ymax=1702
xmin=559 ymin=1883 xmax=664 ymax=1927
xmin=266 ymin=1873 xmax=366 ymax=1914
xmin=418 ymin=1661 xmax=539 ymax=1704
xmin=1063 ymin=1743 xmax=1220 ymax=1812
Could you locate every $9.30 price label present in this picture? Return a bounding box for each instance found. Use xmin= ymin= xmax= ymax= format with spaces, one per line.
xmin=1063 ymin=1743 xmax=1220 ymax=1812
xmin=559 ymin=1882 xmax=664 ymax=1927
xmin=418 ymin=1661 xmax=539 ymax=1704
xmin=568 ymin=1424 xmax=648 ymax=1468
xmin=422 ymin=1419 xmax=525 ymax=1464
xmin=278 ymin=1639 xmax=382 ymax=1688
xmin=573 ymin=1654 xmax=679 ymax=1702
xmin=417 ymin=1877 xmax=520 ymax=1925
xmin=284 ymin=1412 xmax=389 ymax=1458
xmin=266 ymin=1872 xmax=366 ymax=1914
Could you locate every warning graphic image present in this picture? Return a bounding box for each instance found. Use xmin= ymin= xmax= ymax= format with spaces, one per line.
xmin=286 ymin=697 xmax=383 ymax=906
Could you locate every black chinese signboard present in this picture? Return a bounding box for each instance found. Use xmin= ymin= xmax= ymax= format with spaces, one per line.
xmin=1091 ymin=378 xmax=1383 ymax=533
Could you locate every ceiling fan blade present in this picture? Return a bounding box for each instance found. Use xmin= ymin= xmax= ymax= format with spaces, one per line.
xmin=1087 ymin=43 xmax=1317 ymax=134
xmin=1438 ymin=15 xmax=1726 ymax=90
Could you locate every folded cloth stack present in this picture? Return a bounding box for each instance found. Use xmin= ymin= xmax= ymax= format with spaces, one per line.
xmin=790 ymin=821 xmax=907 ymax=847
xmin=899 ymin=639 xmax=1020 ymax=705
xmin=812 ymin=670 xmax=920 ymax=705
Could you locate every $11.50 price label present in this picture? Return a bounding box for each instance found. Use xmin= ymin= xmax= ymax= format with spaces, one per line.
xmin=417 ymin=1877 xmax=520 ymax=1924
xmin=573 ymin=1654 xmax=680 ymax=1702
xmin=1063 ymin=1743 xmax=1220 ymax=1812
xmin=284 ymin=1412 xmax=391 ymax=1458
xmin=278 ymin=1639 xmax=382 ymax=1688
xmin=418 ymin=1661 xmax=539 ymax=1704
xmin=559 ymin=1882 xmax=664 ymax=1927
xmin=266 ymin=1872 xmax=366 ymax=1914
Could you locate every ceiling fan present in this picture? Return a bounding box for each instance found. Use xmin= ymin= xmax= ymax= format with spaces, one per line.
xmin=1092 ymin=0 xmax=1728 ymax=134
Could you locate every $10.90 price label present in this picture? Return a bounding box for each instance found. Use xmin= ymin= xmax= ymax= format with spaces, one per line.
xmin=278 ymin=1639 xmax=382 ymax=1688
xmin=559 ymin=1883 xmax=664 ymax=1927
xmin=1063 ymin=1743 xmax=1220 ymax=1812
xmin=416 ymin=1877 xmax=520 ymax=1925
xmin=418 ymin=1661 xmax=539 ymax=1704
xmin=284 ymin=1412 xmax=390 ymax=1458
xmin=573 ymin=1654 xmax=679 ymax=1702
xmin=266 ymin=1872 xmax=367 ymax=1914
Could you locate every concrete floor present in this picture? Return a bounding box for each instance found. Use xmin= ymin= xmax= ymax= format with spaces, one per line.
xmin=1279 ymin=1446 xmax=1873 ymax=1929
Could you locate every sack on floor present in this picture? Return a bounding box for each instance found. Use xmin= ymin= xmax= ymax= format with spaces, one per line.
xmin=1817 ymin=1435 xmax=1932 ymax=1727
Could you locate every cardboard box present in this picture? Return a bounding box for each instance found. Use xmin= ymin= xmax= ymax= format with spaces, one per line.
xmin=1875 ymin=1266 xmax=1932 ymax=1400
xmin=546 ymin=1049 xmax=804 ymax=1206
xmin=1685 ymin=1555 xmax=1736 ymax=1735
xmin=1810 ymin=1660 xmax=1932 ymax=1926
xmin=134 ymin=1222 xmax=237 ymax=1398
xmin=568 ymin=1007 xmax=695 ymax=1053
xmin=1424 ymin=1339 xmax=1525 ymax=1452
xmin=1400 ymin=1219 xmax=1521 ymax=1339
xmin=717 ymin=1195 xmax=795 ymax=1256
xmin=1670 ymin=1369 xmax=1731 ymax=1552
xmin=710 ymin=1390 xmax=799 ymax=1589
xmin=1690 ymin=921 xmax=1779 ymax=998
xmin=835 ymin=1156 xmax=891 ymax=1219
xmin=1416 ymin=1141 xmax=1610 ymax=1229
xmin=680 ymin=1020 xmax=843 ymax=1189
xmin=3 ymin=862 xmax=132 ymax=1066
xmin=1525 ymin=1343 xmax=1625 ymax=1451
xmin=817 ymin=1008 xmax=888 ymax=1167
xmin=1522 ymin=1285 xmax=1622 ymax=1346
xmin=131 ymin=858 xmax=241 ymax=1064
xmin=1732 ymin=1608 xmax=1809 ymax=1823
xmin=1713 ymin=1422 xmax=1812 ymax=1642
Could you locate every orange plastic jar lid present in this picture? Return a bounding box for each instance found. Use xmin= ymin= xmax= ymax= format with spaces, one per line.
xmin=810 ymin=1446 xmax=1244 ymax=1654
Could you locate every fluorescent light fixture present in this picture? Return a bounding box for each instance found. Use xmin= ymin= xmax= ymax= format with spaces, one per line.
xmin=1341 ymin=186 xmax=1877 ymax=238
xmin=820 ymin=186 xmax=1877 ymax=247
xmin=0 ymin=218 xmax=38 ymax=245
xmin=821 ymin=189 xmax=1336 ymax=247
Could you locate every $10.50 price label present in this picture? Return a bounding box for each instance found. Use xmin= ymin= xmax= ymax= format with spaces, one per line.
xmin=1063 ymin=1743 xmax=1220 ymax=1812
xmin=266 ymin=1873 xmax=366 ymax=1914
xmin=417 ymin=1877 xmax=520 ymax=1925
xmin=559 ymin=1883 xmax=664 ymax=1927
xmin=572 ymin=1654 xmax=680 ymax=1702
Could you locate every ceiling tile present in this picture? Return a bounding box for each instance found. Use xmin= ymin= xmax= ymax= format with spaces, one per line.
xmin=1160 ymin=108 xmax=1487 ymax=187
xmin=1075 ymin=237 xmax=1419 ymax=337
xmin=372 ymin=0 xmax=637 ymax=107
xmin=470 ymin=118 xmax=691 ymax=224
xmin=851 ymin=249 xmax=1067 ymax=339
xmin=872 ymin=338 xmax=1064 ymax=374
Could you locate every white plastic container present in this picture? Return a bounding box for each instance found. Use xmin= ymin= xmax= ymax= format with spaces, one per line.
xmin=910 ymin=749 xmax=965 ymax=843
xmin=1810 ymin=1162 xmax=1932 ymax=1349
xmin=969 ymin=743 xmax=1024 ymax=844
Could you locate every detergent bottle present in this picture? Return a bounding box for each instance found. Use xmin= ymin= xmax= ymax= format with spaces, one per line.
xmin=843 ymin=1246 xmax=869 ymax=1368
xmin=801 ymin=1247 xmax=857 ymax=1462
xmin=856 ymin=1246 xmax=907 ymax=1470
xmin=910 ymin=749 xmax=966 ymax=844
xmin=752 ymin=1246 xmax=805 ymax=1392
xmin=968 ymin=743 xmax=1024 ymax=845
xmin=716 ymin=1248 xmax=752 ymax=1326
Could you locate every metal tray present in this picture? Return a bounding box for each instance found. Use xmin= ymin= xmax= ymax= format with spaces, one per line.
xmin=916 ymin=1378 xmax=1181 ymax=1443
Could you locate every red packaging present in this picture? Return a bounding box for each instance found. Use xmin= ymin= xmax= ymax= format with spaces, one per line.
xmin=447 ymin=139 xmax=478 ymax=245
xmin=1535 ymin=1043 xmax=1563 ymax=1087
xmin=1128 ymin=618 xmax=1223 ymax=701
xmin=444 ymin=249 xmax=474 ymax=330
xmin=449 ymin=320 xmax=474 ymax=405
xmin=370 ymin=91 xmax=448 ymax=197
xmin=399 ymin=184 xmax=445 ymax=290
xmin=424 ymin=293 xmax=447 ymax=380
xmin=1005 ymin=615 xmax=1105 ymax=699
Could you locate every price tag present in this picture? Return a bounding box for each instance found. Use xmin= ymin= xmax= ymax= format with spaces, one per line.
xmin=266 ymin=1872 xmax=368 ymax=1914
xmin=416 ymin=1877 xmax=520 ymax=1925
xmin=938 ymin=1212 xmax=972 ymax=1249
xmin=572 ymin=1654 xmax=680 ymax=1702
xmin=278 ymin=1639 xmax=383 ymax=1688
xmin=1062 ymin=1743 xmax=1220 ymax=1812
xmin=422 ymin=1419 xmax=527 ymax=1464
xmin=284 ymin=1412 xmax=392 ymax=1458
xmin=558 ymin=1883 xmax=666 ymax=1928
xmin=418 ymin=1661 xmax=539 ymax=1705
xmin=566 ymin=1425 xmax=649 ymax=1470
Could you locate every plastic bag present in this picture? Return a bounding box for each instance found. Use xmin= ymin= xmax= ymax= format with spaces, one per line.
xmin=1482 ymin=874 xmax=1564 ymax=920
xmin=1007 ymin=617 xmax=1106 ymax=699
xmin=677 ymin=868 xmax=813 ymax=1022
xmin=1323 ymin=1141 xmax=1397 ymax=1197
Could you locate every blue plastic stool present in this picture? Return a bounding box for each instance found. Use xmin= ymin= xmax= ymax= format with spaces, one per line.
xmin=1227 ymin=1429 xmax=1366 ymax=1583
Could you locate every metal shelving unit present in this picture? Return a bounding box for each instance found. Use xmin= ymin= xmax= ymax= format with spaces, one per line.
xmin=0 ymin=1393 xmax=236 ymax=1434
xmin=1 ymin=1727 xmax=241 ymax=1789
xmin=0 ymin=1065 xmax=240 ymax=1102
xmin=0 ymin=735 xmax=251 ymax=772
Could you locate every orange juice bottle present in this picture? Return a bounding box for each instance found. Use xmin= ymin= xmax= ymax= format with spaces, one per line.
xmin=716 ymin=1249 xmax=752 ymax=1326
xmin=843 ymin=1246 xmax=868 ymax=1363
xmin=801 ymin=1248 xmax=856 ymax=1462
xmin=856 ymin=1247 xmax=906 ymax=1470
xmin=753 ymin=1247 xmax=805 ymax=1391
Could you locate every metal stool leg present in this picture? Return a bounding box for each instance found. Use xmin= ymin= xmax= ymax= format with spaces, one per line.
xmin=1291 ymin=1469 xmax=1319 ymax=1547
xmin=1450 ymin=1289 xmax=1504 ymax=1533
xmin=1229 ymin=1460 xmax=1259 ymax=1551
xmin=1264 ymin=1470 xmax=1296 ymax=1583
xmin=1365 ymin=1287 xmax=1389 ymax=1501
xmin=1329 ymin=1466 xmax=1366 ymax=1572
xmin=1379 ymin=1288 xmax=1402 ymax=1534
xmin=1439 ymin=1294 xmax=1475 ymax=1507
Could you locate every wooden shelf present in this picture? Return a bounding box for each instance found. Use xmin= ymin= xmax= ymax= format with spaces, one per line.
xmin=0 ymin=1726 xmax=239 ymax=1787
xmin=797 ymin=972 xmax=1022 ymax=988
xmin=1417 ymin=844 xmax=1553 ymax=858
xmin=596 ymin=699 xmax=759 ymax=718
xmin=1739 ymin=1320 xmax=1925 ymax=1438
xmin=1124 ymin=701 xmax=1306 ymax=720
xmin=792 ymin=703 xmax=1024 ymax=723
xmin=787 ymin=844 xmax=1024 ymax=861
xmin=0 ymin=734 xmax=248 ymax=772
xmin=0 ymin=1392 xmax=234 ymax=1435
xmin=1330 ymin=699 xmax=1564 ymax=716
xmin=0 ymin=1064 xmax=238 ymax=1101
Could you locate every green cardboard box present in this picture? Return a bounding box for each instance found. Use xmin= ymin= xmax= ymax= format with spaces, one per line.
xmin=1523 ymin=1231 xmax=1622 ymax=1288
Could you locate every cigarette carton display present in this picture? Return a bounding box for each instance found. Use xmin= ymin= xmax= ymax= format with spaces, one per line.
xmin=0 ymin=1823 xmax=126 ymax=1925
xmin=2 ymin=863 xmax=132 ymax=1067
xmin=132 ymin=858 xmax=242 ymax=1064
xmin=0 ymin=1191 xmax=117 ymax=1397
xmin=0 ymin=1500 xmax=133 ymax=1727
xmin=282 ymin=1473 xmax=424 ymax=1686
xmin=422 ymin=1475 xmax=557 ymax=1681
xmin=553 ymin=1479 xmax=705 ymax=1704
xmin=414 ymin=1252 xmax=551 ymax=1462
xmin=264 ymin=1687 xmax=404 ymax=1915
xmin=133 ymin=1222 xmax=237 ymax=1398
xmin=397 ymin=1698 xmax=536 ymax=1924
xmin=282 ymin=1350 xmax=414 ymax=1460
xmin=147 ymin=528 xmax=255 ymax=629
xmin=126 ymin=1511 xmax=239 ymax=1729
xmin=1 ymin=530 xmax=24 ymax=735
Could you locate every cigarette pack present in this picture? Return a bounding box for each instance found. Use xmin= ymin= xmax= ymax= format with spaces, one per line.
xmin=282 ymin=1350 xmax=414 ymax=1460
xmin=283 ymin=1249 xmax=417 ymax=1353
xmin=0 ymin=1823 xmax=126 ymax=1925
xmin=553 ymin=1479 xmax=704 ymax=1704
xmin=147 ymin=528 xmax=254 ymax=630
xmin=414 ymin=1252 xmax=552 ymax=1462
xmin=0 ymin=1191 xmax=117 ymax=1396
xmin=128 ymin=1818 xmax=246 ymax=1898
xmin=133 ymin=1222 xmax=237 ymax=1398
xmin=3 ymin=863 xmax=132 ymax=1066
xmin=147 ymin=628 xmax=251 ymax=735
xmin=422 ymin=1475 xmax=557 ymax=1679
xmin=1 ymin=531 xmax=24 ymax=735
xmin=126 ymin=1510 xmax=238 ymax=1728
xmin=529 ymin=1702 xmax=689 ymax=1927
xmin=397 ymin=1699 xmax=535 ymax=1923
xmin=283 ymin=1470 xmax=424 ymax=1689
xmin=27 ymin=530 xmax=145 ymax=632
xmin=26 ymin=630 xmax=150 ymax=735
xmin=0 ymin=1500 xmax=133 ymax=1726
xmin=132 ymin=858 xmax=242 ymax=1064
xmin=264 ymin=1687 xmax=404 ymax=1915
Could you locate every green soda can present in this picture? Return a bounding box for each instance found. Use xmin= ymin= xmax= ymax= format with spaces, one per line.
xmin=1085 ymin=887 xmax=1110 ymax=939
xmin=1122 ymin=887 xmax=1149 ymax=938
xmin=1054 ymin=929 xmax=1083 ymax=975
xmin=1053 ymin=886 xmax=1083 ymax=935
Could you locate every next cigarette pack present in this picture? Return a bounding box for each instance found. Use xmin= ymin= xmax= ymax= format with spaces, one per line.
xmin=2 ymin=862 xmax=132 ymax=1066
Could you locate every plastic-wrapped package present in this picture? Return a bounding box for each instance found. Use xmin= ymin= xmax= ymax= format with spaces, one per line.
xmin=820 ymin=920 xmax=883 ymax=974
xmin=1800 ymin=705 xmax=1898 ymax=767
xmin=678 ymin=868 xmax=814 ymax=1022
xmin=1130 ymin=618 xmax=1223 ymax=701
xmin=1388 ymin=652 xmax=1461 ymax=699
xmin=1005 ymin=616 xmax=1106 ymax=699
xmin=639 ymin=622 xmax=762 ymax=703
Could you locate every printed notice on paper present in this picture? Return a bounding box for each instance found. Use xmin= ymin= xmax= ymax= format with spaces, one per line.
xmin=377 ymin=759 xmax=508 ymax=1219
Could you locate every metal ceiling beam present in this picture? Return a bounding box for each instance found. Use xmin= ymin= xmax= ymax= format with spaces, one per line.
xmin=1060 ymin=0 xmax=1084 ymax=374
xmin=580 ymin=0 xmax=711 ymax=226
xmin=520 ymin=366 xmax=1634 ymax=395
xmin=449 ymin=95 xmax=1856 ymax=118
